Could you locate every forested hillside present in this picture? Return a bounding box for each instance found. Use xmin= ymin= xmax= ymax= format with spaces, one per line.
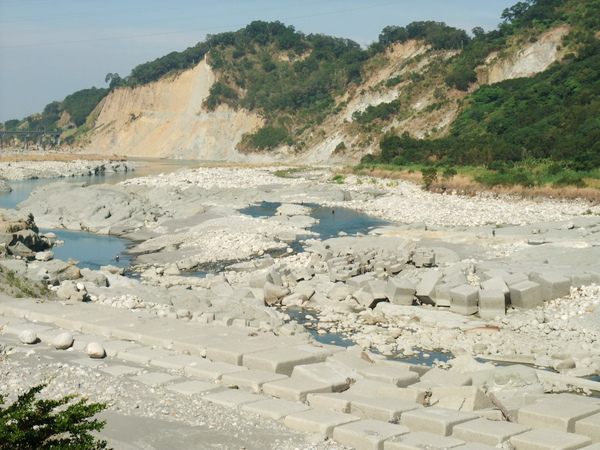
xmin=2 ymin=0 xmax=599 ymax=186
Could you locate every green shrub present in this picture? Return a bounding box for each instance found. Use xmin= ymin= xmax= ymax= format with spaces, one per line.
xmin=245 ymin=125 xmax=289 ymax=150
xmin=0 ymin=383 xmax=109 ymax=449
xmin=552 ymin=172 xmax=587 ymax=187
xmin=421 ymin=167 xmax=438 ymax=190
xmin=334 ymin=141 xmax=347 ymax=153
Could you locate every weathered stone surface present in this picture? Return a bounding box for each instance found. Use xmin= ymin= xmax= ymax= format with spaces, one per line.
xmin=56 ymin=280 xmax=87 ymax=302
xmin=52 ymin=332 xmax=74 ymax=350
xmin=86 ymin=342 xmax=106 ymax=358
xmin=19 ymin=329 xmax=38 ymax=344
xmin=263 ymin=282 xmax=290 ymax=305
xmin=35 ymin=251 xmax=54 ymax=261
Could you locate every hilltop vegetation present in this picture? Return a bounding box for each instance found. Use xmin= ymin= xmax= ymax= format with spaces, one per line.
xmin=2 ymin=0 xmax=600 ymax=190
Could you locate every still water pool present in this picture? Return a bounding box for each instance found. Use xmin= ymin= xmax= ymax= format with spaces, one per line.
xmin=240 ymin=201 xmax=392 ymax=241
xmin=47 ymin=229 xmax=134 ymax=271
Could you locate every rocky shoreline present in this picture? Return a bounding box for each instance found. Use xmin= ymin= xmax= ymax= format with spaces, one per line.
xmin=2 ymin=159 xmax=600 ymax=449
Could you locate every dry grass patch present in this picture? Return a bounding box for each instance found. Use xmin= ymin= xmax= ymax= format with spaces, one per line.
xmin=353 ymin=167 xmax=600 ymax=202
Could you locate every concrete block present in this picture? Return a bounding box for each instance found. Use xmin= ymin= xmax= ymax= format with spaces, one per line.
xmin=262 ymin=377 xmax=332 ymax=402
xmin=443 ymin=272 xmax=468 ymax=286
xmin=570 ymin=272 xmax=593 ymax=288
xmin=327 ymin=348 xmax=387 ymax=373
xmin=307 ymin=392 xmax=358 ymax=413
xmin=449 ymin=284 xmax=479 ymax=316
xmin=284 ymin=409 xmax=360 ymax=438
xmin=531 ymin=272 xmax=572 ymax=301
xmin=151 ymin=354 xmax=207 ymax=370
xmin=386 ymin=278 xmax=416 ymax=306
xmin=129 ymin=372 xmax=181 ymax=386
xmin=400 ymin=407 xmax=477 ymax=436
xmin=384 ymin=432 xmax=464 ymax=449
xmin=357 ymin=365 xmax=420 ymax=387
xmin=430 ymin=386 xmax=494 ymax=411
xmin=292 ymin=362 xmax=362 ymax=391
xmin=480 ymin=276 xmax=510 ymax=300
xmin=415 ymin=271 xmax=443 ymax=305
xmin=328 ymin=283 xmax=356 ymax=301
xmin=518 ymin=396 xmax=600 ymax=432
xmin=102 ymin=340 xmax=141 ymax=358
xmin=478 ymin=289 xmax=506 ymax=319
xmin=577 ymin=412 xmax=600 ymax=443
xmin=116 ymin=347 xmax=176 ymax=365
xmin=242 ymin=347 xmax=316 ymax=376
xmin=165 ymin=380 xmax=222 ymax=395
xmin=510 ymin=280 xmax=543 ymax=310
xmin=504 ymin=272 xmax=529 ymax=287
xmin=206 ymin=337 xmax=292 ymax=365
xmin=479 ymin=268 xmax=511 ymax=282
xmin=241 ymin=398 xmax=309 ymax=420
xmin=100 ymin=364 xmax=141 ymax=377
xmin=510 ymin=429 xmax=592 ymax=450
xmin=378 ymin=359 xmax=430 ymax=377
xmin=350 ymin=397 xmax=422 ymax=422
xmin=455 ymin=443 xmax=498 ymax=449
xmin=333 ymin=419 xmax=409 ymax=450
xmin=248 ymin=271 xmax=273 ymax=289
xmin=184 ymin=360 xmax=247 ymax=381
xmin=452 ymin=418 xmax=531 ymax=446
xmin=376 ymin=386 xmax=426 ymax=405
xmin=581 ymin=444 xmax=600 ymax=450
xmin=413 ymin=249 xmax=435 ymax=268
xmin=293 ymin=342 xmax=345 ymax=362
xmin=202 ymin=390 xmax=264 ymax=408
xmin=347 ymin=274 xmax=376 ymax=289
xmin=385 ymin=261 xmax=406 ymax=275
xmin=220 ymin=370 xmax=288 ymax=393
xmin=434 ymin=282 xmax=461 ymax=307
xmin=420 ymin=368 xmax=472 ymax=387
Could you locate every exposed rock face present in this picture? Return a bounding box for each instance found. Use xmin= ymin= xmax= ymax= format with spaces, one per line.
xmin=481 ymin=26 xmax=569 ymax=85
xmin=87 ymin=61 xmax=263 ymax=161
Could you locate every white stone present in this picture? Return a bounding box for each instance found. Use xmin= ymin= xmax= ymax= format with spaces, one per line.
xmin=86 ymin=342 xmax=106 ymax=359
xmin=52 ymin=332 xmax=74 ymax=350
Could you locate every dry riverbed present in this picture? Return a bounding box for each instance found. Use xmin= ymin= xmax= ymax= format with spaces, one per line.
xmin=2 ymin=156 xmax=600 ymax=448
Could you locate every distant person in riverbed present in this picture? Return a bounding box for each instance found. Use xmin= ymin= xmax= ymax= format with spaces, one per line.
xmin=332 ymin=207 xmax=335 ymax=214
xmin=115 ymin=254 xmax=120 ymax=262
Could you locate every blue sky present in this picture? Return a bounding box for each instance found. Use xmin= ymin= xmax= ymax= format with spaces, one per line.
xmin=0 ymin=0 xmax=517 ymax=123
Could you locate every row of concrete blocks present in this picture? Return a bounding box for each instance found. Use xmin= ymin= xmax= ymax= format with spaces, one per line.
xmin=4 ymin=302 xmax=600 ymax=449
xmin=328 ymin=249 xmax=435 ymax=283
xmin=382 ymin=265 xmax=599 ymax=316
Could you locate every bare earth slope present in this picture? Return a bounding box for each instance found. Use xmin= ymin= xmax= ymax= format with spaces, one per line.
xmin=84 ymin=30 xmax=566 ymax=163
xmin=88 ymin=60 xmax=263 ymax=161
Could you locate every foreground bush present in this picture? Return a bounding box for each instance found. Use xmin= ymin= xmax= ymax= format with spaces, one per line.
xmin=0 ymin=384 xmax=109 ymax=450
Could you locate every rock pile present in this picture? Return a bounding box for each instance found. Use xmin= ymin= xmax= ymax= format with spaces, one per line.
xmin=0 ymin=211 xmax=52 ymax=260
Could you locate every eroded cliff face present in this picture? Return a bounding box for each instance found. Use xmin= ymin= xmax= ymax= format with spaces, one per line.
xmin=87 ymin=61 xmax=263 ymax=161
xmin=482 ymin=26 xmax=569 ymax=85
xmin=83 ymin=28 xmax=567 ymax=164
